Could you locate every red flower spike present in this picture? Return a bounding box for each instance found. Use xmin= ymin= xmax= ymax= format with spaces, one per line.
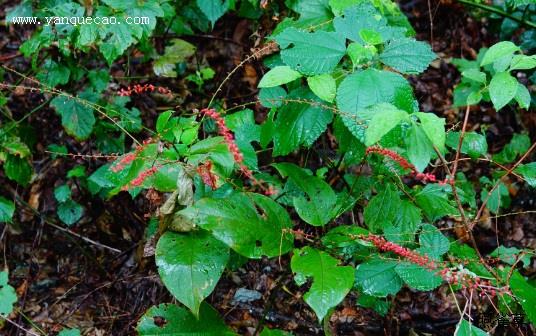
xmin=118 ymin=84 xmax=171 ymax=97
xmin=366 ymin=146 xmax=450 ymax=185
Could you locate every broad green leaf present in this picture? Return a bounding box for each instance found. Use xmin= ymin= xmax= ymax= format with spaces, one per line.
xmin=389 ymin=200 xmax=422 ymax=245
xmin=0 ymin=197 xmax=15 ymax=223
xmin=406 ymin=123 xmax=433 ymax=172
xmin=493 ymin=133 xmax=530 ymax=164
xmin=415 ymin=184 xmax=458 ymax=221
xmin=273 ymin=163 xmax=337 ymax=226
xmin=50 ymin=95 xmax=95 ymax=140
xmin=54 ymin=185 xmax=71 ymax=203
xmin=446 ymin=131 xmax=488 ymax=159
xmin=259 ymin=66 xmax=303 ymax=88
xmin=455 ymin=319 xmax=489 ymax=336
xmin=273 ymin=88 xmax=333 ymax=156
xmin=346 ymin=42 xmax=375 ymax=66
xmin=2 ymin=138 xmax=31 ymax=158
xmin=275 ymin=28 xmax=346 ymax=75
xmin=365 ymin=104 xmax=408 ymax=146
xmin=489 ymin=246 xmax=531 ymax=266
xmin=355 ymin=259 xmax=403 ymax=297
xmin=364 ymin=184 xmax=401 ymax=232
xmin=333 ymin=3 xmax=405 ymax=43
xmin=336 ymin=69 xmax=416 ymax=141
xmin=196 ymin=0 xmax=229 ymax=26
xmin=57 ymin=200 xmax=83 ymax=226
xmin=415 ymin=112 xmax=446 ymax=152
xmin=259 ymin=87 xmax=287 ymax=108
xmin=359 ymin=29 xmax=382 ymax=45
xmin=307 ymin=74 xmax=336 ymax=102
xmin=291 ymin=247 xmax=354 ymax=321
xmin=180 ymin=193 xmax=293 ymax=258
xmin=379 ymin=38 xmax=436 ymax=74
xmin=515 ymin=83 xmax=531 ymax=109
xmin=510 ymin=272 xmax=536 ymax=324
xmin=509 ymin=55 xmax=536 ymax=71
xmin=98 ymin=22 xmax=136 ymax=65
xmin=489 ymin=72 xmax=518 ymax=110
xmin=37 ymin=59 xmax=70 ymax=88
xmin=58 ymin=329 xmax=81 ymax=336
xmin=515 ymin=162 xmax=536 ymax=188
xmin=154 ymin=39 xmax=196 ymax=77
xmin=480 ymin=181 xmax=509 ymax=214
xmin=156 ymin=231 xmax=229 ymax=316
xmin=480 ymin=41 xmax=520 ymax=67
xmin=137 ymin=303 xmax=235 ymax=335
xmin=418 ymin=224 xmax=449 ymax=258
xmin=4 ymin=154 xmax=32 ymax=186
xmin=0 ymin=271 xmax=17 ymax=315
xmin=461 ymin=69 xmax=486 ymax=83
xmin=357 ymin=294 xmax=390 ymax=316
xmin=329 ymin=0 xmax=361 ymax=16
xmin=395 ymin=262 xmax=442 ymax=291
xmin=287 ymin=0 xmax=332 ymax=24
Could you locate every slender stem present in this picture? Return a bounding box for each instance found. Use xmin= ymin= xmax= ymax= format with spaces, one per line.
xmin=458 ymin=0 xmax=536 ymax=29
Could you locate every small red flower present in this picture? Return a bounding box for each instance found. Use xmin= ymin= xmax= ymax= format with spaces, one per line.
xmin=118 ymin=84 xmax=171 ymax=97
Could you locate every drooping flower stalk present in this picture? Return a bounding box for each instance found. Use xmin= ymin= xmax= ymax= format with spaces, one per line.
xmin=111 ymin=139 xmax=153 ymax=172
xmin=366 ymin=146 xmax=448 ymax=184
xmin=359 ymin=234 xmax=509 ymax=297
xmin=118 ymin=84 xmax=171 ymax=97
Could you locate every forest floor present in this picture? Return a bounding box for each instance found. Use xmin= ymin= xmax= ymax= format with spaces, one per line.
xmin=1 ymin=0 xmax=535 ymax=335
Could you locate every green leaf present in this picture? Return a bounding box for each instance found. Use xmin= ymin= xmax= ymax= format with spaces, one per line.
xmin=2 ymin=138 xmax=31 ymax=158
xmin=365 ymin=104 xmax=408 ymax=146
xmin=154 ymin=39 xmax=196 ymax=77
xmin=260 ymin=328 xmax=293 ymax=336
xmin=355 ymin=259 xmax=403 ymax=297
xmin=415 ymin=112 xmax=446 ymax=152
xmin=307 ymin=74 xmax=336 ymax=102
xmin=57 ymin=200 xmax=83 ymax=226
xmin=461 ymin=69 xmax=486 ymax=83
xmin=0 ymin=271 xmax=17 ymax=315
xmin=489 ymin=246 xmax=531 ymax=266
xmin=275 ymin=28 xmax=346 ymax=75
xmin=493 ymin=133 xmax=530 ymax=164
xmin=419 ymin=224 xmax=449 ymax=258
xmin=406 ymin=123 xmax=433 ymax=172
xmin=50 ymin=95 xmax=95 ymax=140
xmin=364 ymin=184 xmax=401 ymax=232
xmin=54 ymin=185 xmax=71 ymax=203
xmin=273 ymin=163 xmax=337 ymax=226
xmin=395 ymin=262 xmax=442 ymax=291
xmin=454 ymin=319 xmax=489 ymax=336
xmin=259 ymin=87 xmax=287 ymax=108
xmin=509 ymin=55 xmax=536 ymax=71
xmin=58 ymin=329 xmax=81 ymax=336
xmin=346 ymin=42 xmax=375 ymax=66
xmin=98 ymin=22 xmax=136 ymax=65
xmin=480 ymin=181 xmax=509 ymax=214
xmin=446 ymin=131 xmax=488 ymax=159
xmin=181 ymin=193 xmax=293 ymax=258
xmin=515 ymin=162 xmax=536 ymax=188
xmin=37 ymin=59 xmax=70 ymax=88
xmin=273 ymin=88 xmax=333 ymax=156
xmin=515 ymin=83 xmax=531 ymax=109
xmin=415 ymin=184 xmax=458 ymax=221
xmin=259 ymin=66 xmax=303 ymax=88
xmin=0 ymin=197 xmax=15 ymax=223
xmin=137 ymin=303 xmax=235 ymax=335
xmin=510 ymin=271 xmax=536 ymax=324
xmin=337 ymin=69 xmax=416 ymax=141
xmin=333 ymin=3 xmax=405 ymax=43
xmin=480 ymin=41 xmax=520 ymax=67
xmin=291 ymin=247 xmax=354 ymax=321
xmin=379 ymin=38 xmax=436 ymax=74
xmin=156 ymin=231 xmax=229 ymax=316
xmin=489 ymin=72 xmax=518 ymax=111
xmin=196 ymin=0 xmax=230 ymax=26
xmin=4 ymin=154 xmax=32 ymax=186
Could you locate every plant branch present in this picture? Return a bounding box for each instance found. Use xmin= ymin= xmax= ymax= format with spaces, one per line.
xmin=458 ymin=0 xmax=536 ymax=29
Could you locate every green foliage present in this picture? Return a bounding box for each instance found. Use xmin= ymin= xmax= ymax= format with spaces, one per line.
xmin=0 ymin=197 xmax=15 ymax=223
xmin=291 ymin=247 xmax=354 ymax=321
xmin=0 ymin=271 xmax=17 ymax=315
xmin=155 ymin=231 xmax=229 ymax=316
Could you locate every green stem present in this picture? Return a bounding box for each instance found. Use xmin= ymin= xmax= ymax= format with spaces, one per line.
xmin=458 ymin=0 xmax=536 ymax=29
